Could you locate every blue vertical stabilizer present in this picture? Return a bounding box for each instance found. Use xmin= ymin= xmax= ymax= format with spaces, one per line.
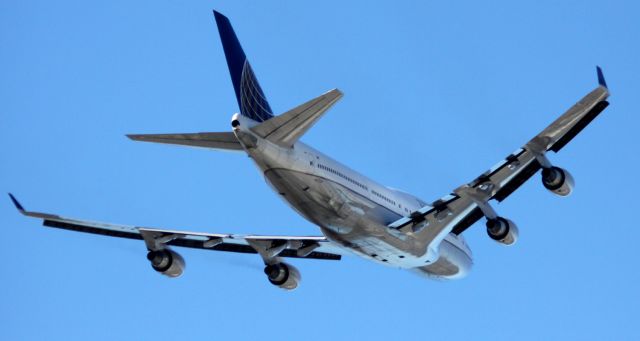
xmin=213 ymin=10 xmax=274 ymax=122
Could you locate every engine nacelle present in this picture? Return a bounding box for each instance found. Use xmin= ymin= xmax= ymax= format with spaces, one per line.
xmin=541 ymin=166 xmax=574 ymax=197
xmin=486 ymin=217 xmax=519 ymax=246
xmin=146 ymin=249 xmax=185 ymax=278
xmin=264 ymin=263 xmax=301 ymax=290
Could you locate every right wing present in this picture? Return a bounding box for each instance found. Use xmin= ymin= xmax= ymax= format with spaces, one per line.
xmin=127 ymin=132 xmax=243 ymax=151
xmin=390 ymin=67 xmax=610 ymax=249
xmin=8 ymin=194 xmax=342 ymax=261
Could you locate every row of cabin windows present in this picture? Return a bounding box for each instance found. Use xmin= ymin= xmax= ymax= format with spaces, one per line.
xmin=318 ymin=164 xmax=368 ymax=190
xmin=318 ymin=163 xmax=407 ymax=211
xmin=371 ymin=190 xmax=396 ymax=206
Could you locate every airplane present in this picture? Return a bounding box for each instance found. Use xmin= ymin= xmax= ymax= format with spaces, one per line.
xmin=9 ymin=10 xmax=610 ymax=290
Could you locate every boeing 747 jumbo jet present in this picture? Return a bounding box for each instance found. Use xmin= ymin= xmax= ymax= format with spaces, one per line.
xmin=9 ymin=11 xmax=610 ymax=290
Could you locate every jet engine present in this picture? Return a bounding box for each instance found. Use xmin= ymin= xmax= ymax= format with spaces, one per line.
xmin=486 ymin=217 xmax=519 ymax=246
xmin=146 ymin=249 xmax=185 ymax=278
xmin=264 ymin=262 xmax=301 ymax=290
xmin=541 ymin=166 xmax=574 ymax=196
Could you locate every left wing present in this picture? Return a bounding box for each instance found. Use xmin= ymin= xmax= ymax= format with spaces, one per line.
xmin=390 ymin=67 xmax=610 ymax=251
xmin=8 ymin=194 xmax=342 ymax=261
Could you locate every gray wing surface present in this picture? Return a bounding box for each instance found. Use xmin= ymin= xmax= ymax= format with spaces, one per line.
xmin=127 ymin=132 xmax=243 ymax=151
xmin=390 ymin=69 xmax=610 ymax=244
xmin=8 ymin=194 xmax=342 ymax=260
xmin=251 ymin=89 xmax=343 ymax=147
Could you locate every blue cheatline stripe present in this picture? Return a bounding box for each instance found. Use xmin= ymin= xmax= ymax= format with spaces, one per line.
xmin=213 ymin=10 xmax=274 ymax=122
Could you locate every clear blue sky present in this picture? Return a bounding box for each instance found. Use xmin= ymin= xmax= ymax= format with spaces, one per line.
xmin=2 ymin=1 xmax=639 ymax=340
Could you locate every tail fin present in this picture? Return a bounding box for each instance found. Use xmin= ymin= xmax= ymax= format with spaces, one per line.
xmin=213 ymin=10 xmax=274 ymax=122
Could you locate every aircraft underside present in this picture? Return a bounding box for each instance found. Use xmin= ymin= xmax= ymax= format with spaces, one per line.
xmin=262 ymin=167 xmax=473 ymax=279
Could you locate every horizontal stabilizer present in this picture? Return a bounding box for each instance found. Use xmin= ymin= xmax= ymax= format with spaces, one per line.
xmin=127 ymin=132 xmax=243 ymax=151
xmin=251 ymin=89 xmax=343 ymax=147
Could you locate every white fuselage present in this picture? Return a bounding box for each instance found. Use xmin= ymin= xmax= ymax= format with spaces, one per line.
xmin=232 ymin=114 xmax=472 ymax=279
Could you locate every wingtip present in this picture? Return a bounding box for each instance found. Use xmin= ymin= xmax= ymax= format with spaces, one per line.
xmin=326 ymin=88 xmax=344 ymax=97
xmin=596 ymin=66 xmax=607 ymax=88
xmin=8 ymin=193 xmax=25 ymax=212
xmin=126 ymin=134 xmax=144 ymax=141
